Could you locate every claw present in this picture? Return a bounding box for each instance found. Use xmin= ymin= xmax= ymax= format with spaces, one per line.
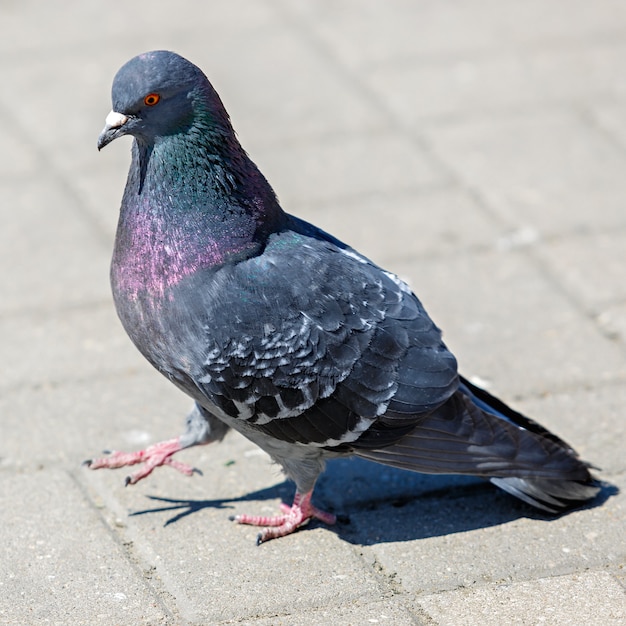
xmin=84 ymin=437 xmax=195 ymax=485
xmin=231 ymin=490 xmax=336 ymax=544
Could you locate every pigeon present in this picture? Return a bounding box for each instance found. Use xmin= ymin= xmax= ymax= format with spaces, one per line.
xmin=87 ymin=50 xmax=599 ymax=543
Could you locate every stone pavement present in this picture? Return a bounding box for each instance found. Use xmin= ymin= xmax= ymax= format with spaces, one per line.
xmin=1 ymin=1 xmax=625 ymax=624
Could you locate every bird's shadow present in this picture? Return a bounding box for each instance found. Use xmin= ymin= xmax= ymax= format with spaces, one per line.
xmin=129 ymin=457 xmax=617 ymax=545
xmin=129 ymin=480 xmax=294 ymax=527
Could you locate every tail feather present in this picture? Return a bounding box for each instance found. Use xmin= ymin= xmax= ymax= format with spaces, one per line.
xmin=354 ymin=384 xmax=599 ymax=512
xmin=490 ymin=477 xmax=600 ymax=513
xmin=459 ymin=377 xmax=576 ymax=451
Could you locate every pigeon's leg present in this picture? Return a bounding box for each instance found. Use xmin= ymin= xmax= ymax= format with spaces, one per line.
xmin=84 ymin=403 xmax=230 ymax=485
xmin=230 ymin=489 xmax=336 ymax=544
xmin=84 ymin=438 xmax=194 ymax=485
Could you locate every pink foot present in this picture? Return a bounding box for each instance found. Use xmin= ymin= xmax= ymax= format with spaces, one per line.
xmin=83 ymin=437 xmax=198 ymax=485
xmin=230 ymin=490 xmax=336 ymax=544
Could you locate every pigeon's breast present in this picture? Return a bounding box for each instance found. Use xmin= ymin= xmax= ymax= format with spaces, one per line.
xmin=109 ymin=198 xmax=261 ymax=388
xmin=111 ymin=206 xmax=223 ymax=300
xmin=110 ymin=258 xmax=216 ymax=394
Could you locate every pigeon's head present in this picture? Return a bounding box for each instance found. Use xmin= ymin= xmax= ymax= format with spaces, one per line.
xmin=97 ymin=50 xmax=231 ymax=150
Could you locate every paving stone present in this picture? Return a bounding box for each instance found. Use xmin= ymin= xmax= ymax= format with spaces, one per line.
xmin=0 ymin=114 xmax=41 ymax=177
xmin=2 ymin=1 xmax=625 ymax=624
xmin=0 ymin=371 xmax=189 ymax=472
xmin=258 ymin=130 xmax=449 ymax=209
xmin=295 ymin=186 xmax=502 ymax=266
xmin=389 ymin=250 xmax=626 ymax=397
xmin=591 ymin=103 xmax=626 ymax=150
xmin=80 ymin=444 xmax=384 ymax=624
xmin=0 ymin=1 xmax=277 ymax=55
xmin=366 ymin=42 xmax=626 ymax=123
xmin=535 ymin=230 xmax=626 ymax=313
xmin=414 ymin=571 xmax=626 ymax=626
xmin=0 ymin=178 xmax=111 ymax=315
xmin=235 ymin=597 xmax=420 ymax=625
xmin=359 ymin=471 xmax=625 ymax=596
xmin=597 ymin=302 xmax=626 ymax=345
xmin=285 ymin=0 xmax=626 ymax=68
xmin=0 ymin=304 xmax=140 ymax=392
xmin=0 ymin=470 xmax=171 ymax=625
xmin=202 ymin=26 xmax=387 ymax=147
xmin=515 ymin=385 xmax=626 ymax=476
xmin=425 ymin=111 xmax=626 ymax=235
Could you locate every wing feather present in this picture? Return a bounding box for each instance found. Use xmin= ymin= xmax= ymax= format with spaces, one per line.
xmin=192 ymin=227 xmax=458 ymax=446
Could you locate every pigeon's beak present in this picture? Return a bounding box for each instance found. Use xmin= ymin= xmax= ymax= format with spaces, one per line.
xmin=97 ymin=110 xmax=129 ymax=151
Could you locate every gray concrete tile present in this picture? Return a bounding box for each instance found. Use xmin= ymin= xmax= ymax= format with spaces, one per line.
xmin=203 ymin=28 xmax=388 ymax=147
xmin=0 ymin=114 xmax=41 ymax=177
xmin=80 ymin=446 xmax=384 ymax=624
xmin=615 ymin=566 xmax=626 ymax=592
xmin=366 ymin=42 xmax=626 ymax=123
xmin=0 ymin=304 xmax=140 ymax=392
xmin=0 ymin=52 xmax=146 ymax=241
xmin=6 ymin=366 xmax=392 ymax=622
xmin=425 ymin=111 xmax=626 ymax=235
xmin=597 ymin=303 xmax=626 ymax=344
xmin=591 ymin=103 xmax=626 ymax=149
xmin=285 ymin=0 xmax=626 ymax=68
xmin=236 ymin=598 xmax=420 ymax=625
xmin=0 ymin=1 xmax=277 ymax=55
xmin=2 ymin=1 xmax=625 ymax=623
xmin=0 ymin=371 xmax=188 ymax=472
xmin=296 ymin=186 xmax=501 ymax=266
xmin=414 ymin=571 xmax=626 ymax=626
xmin=515 ymin=385 xmax=626 ymax=476
xmin=73 ymin=148 xmax=136 ymax=241
xmin=0 ymin=22 xmax=384 ymax=182
xmin=535 ymin=230 xmax=626 ymax=313
xmin=390 ymin=250 xmax=626 ymax=397
xmin=132 ymin=520 xmax=381 ymax=624
xmin=358 ymin=471 xmax=625 ymax=596
xmin=0 ymin=53 xmax=121 ymax=194
xmin=0 ymin=178 xmax=111 ymax=315
xmin=259 ymin=130 xmax=449 ymax=209
xmin=0 ymin=470 xmax=171 ymax=625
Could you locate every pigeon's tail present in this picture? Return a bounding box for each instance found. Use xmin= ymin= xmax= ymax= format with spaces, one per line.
xmin=488 ymin=476 xmax=599 ymax=513
xmin=354 ymin=377 xmax=599 ymax=513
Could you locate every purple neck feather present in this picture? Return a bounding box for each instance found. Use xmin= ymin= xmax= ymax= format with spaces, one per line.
xmin=112 ymin=134 xmax=281 ymax=301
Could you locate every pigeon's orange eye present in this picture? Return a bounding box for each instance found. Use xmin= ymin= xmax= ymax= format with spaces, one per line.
xmin=144 ymin=93 xmax=160 ymax=106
